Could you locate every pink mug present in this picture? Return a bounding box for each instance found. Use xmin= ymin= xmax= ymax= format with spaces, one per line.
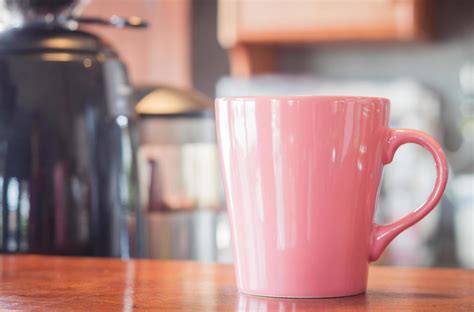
xmin=215 ymin=96 xmax=448 ymax=298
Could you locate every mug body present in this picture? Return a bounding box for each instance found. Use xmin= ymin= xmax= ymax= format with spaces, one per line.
xmin=215 ymin=96 xmax=390 ymax=297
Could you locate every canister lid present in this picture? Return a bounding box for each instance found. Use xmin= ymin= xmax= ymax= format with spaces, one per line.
xmin=134 ymin=85 xmax=213 ymax=118
xmin=0 ymin=25 xmax=113 ymax=55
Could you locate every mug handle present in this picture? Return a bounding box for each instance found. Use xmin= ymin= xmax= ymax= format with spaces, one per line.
xmin=369 ymin=129 xmax=448 ymax=262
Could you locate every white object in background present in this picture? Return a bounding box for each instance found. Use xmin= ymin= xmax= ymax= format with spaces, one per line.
xmin=216 ymin=75 xmax=443 ymax=266
xmin=451 ymin=174 xmax=474 ymax=268
xmin=216 ymin=210 xmax=233 ymax=263
xmin=460 ymin=61 xmax=474 ymax=96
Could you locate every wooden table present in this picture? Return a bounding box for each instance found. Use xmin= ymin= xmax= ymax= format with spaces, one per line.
xmin=0 ymin=255 xmax=472 ymax=311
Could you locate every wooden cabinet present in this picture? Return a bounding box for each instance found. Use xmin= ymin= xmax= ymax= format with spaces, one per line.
xmin=218 ymin=0 xmax=433 ymax=77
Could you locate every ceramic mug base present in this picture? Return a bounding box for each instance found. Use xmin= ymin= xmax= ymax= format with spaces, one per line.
xmin=239 ymin=289 xmax=366 ymax=299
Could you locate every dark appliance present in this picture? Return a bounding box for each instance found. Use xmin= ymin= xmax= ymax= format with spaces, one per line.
xmin=0 ymin=0 xmax=146 ymax=257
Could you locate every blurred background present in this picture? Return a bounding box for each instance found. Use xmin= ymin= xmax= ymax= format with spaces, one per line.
xmin=0 ymin=0 xmax=472 ymax=268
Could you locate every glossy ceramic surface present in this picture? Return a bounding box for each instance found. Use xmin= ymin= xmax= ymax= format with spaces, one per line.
xmin=215 ymin=96 xmax=448 ymax=298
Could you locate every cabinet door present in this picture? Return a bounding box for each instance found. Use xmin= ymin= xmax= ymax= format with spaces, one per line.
xmin=218 ymin=0 xmax=432 ymax=77
xmin=219 ymin=0 xmax=432 ymax=47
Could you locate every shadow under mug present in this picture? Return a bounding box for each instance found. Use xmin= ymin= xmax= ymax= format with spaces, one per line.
xmin=215 ymin=96 xmax=448 ymax=298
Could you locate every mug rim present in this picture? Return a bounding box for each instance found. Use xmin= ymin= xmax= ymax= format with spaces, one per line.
xmin=215 ymin=95 xmax=390 ymax=104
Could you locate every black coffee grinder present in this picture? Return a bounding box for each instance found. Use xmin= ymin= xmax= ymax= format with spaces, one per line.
xmin=0 ymin=0 xmax=147 ymax=257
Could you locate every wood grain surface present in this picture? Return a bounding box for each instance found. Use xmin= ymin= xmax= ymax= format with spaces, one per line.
xmin=0 ymin=255 xmax=472 ymax=311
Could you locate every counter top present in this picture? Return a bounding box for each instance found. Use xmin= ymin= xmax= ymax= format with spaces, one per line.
xmin=0 ymin=255 xmax=472 ymax=311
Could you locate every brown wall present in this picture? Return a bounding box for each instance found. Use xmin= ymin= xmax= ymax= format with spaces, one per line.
xmin=82 ymin=0 xmax=191 ymax=88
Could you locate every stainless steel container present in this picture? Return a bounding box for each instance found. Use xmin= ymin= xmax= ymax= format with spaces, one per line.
xmin=134 ymin=86 xmax=231 ymax=262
